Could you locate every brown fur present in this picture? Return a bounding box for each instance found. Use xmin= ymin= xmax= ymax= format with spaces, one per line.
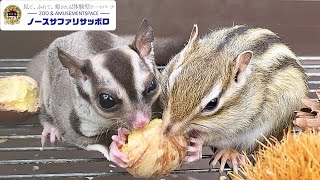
xmin=160 ymin=25 xmax=308 ymax=152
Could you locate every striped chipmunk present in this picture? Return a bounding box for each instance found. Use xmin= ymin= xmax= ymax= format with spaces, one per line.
xmin=159 ymin=24 xmax=308 ymax=173
xmin=26 ymin=19 xmax=185 ymax=167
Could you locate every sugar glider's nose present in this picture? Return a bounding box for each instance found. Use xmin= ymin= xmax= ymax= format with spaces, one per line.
xmin=132 ymin=111 xmax=150 ymax=129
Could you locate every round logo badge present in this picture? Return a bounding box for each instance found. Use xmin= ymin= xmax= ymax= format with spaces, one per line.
xmin=3 ymin=5 xmax=22 ymax=25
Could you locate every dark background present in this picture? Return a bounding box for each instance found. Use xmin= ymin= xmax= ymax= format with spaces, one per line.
xmin=0 ymin=0 xmax=320 ymax=59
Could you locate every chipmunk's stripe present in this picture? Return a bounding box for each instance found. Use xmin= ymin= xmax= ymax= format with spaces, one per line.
xmin=216 ymin=25 xmax=255 ymax=52
xmin=103 ymin=49 xmax=138 ymax=102
xmin=270 ymin=56 xmax=304 ymax=73
xmin=248 ymin=56 xmax=303 ymax=125
xmin=219 ymin=56 xmax=303 ymax=122
xmin=251 ymin=34 xmax=282 ymax=55
xmin=258 ymin=42 xmax=302 ymax=71
xmin=217 ymin=57 xmax=302 ymax=121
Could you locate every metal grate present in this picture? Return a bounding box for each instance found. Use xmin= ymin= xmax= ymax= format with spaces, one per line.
xmin=0 ymin=124 xmax=227 ymax=179
xmin=0 ymin=57 xmax=319 ymax=179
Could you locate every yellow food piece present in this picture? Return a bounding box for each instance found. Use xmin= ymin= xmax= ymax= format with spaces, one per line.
xmin=231 ymin=130 xmax=320 ymax=180
xmin=121 ymin=119 xmax=188 ymax=178
xmin=0 ymin=75 xmax=39 ymax=112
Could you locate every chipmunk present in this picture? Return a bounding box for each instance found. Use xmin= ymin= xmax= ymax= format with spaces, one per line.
xmin=26 ymin=19 xmax=185 ymax=167
xmin=159 ymin=24 xmax=308 ymax=173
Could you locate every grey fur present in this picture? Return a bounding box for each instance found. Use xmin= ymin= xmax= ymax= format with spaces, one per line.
xmin=26 ymin=22 xmax=185 ymax=155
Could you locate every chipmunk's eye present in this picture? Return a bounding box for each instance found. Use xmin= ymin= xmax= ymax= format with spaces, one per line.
xmin=147 ymin=79 xmax=157 ymax=93
xmin=98 ymin=93 xmax=117 ymax=110
xmin=204 ymin=98 xmax=219 ymax=111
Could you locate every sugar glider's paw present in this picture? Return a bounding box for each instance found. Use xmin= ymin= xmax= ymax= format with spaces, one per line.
xmin=109 ymin=128 xmax=129 ymax=168
xmin=209 ymin=149 xmax=246 ymax=174
xmin=184 ymin=135 xmax=204 ymax=163
xmin=41 ymin=123 xmax=62 ymax=146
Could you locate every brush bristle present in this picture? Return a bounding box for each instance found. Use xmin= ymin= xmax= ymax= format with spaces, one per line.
xmin=231 ymin=130 xmax=320 ymax=180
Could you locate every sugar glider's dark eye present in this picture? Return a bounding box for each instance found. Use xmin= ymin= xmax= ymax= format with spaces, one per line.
xmin=147 ymin=79 xmax=157 ymax=93
xmin=204 ymin=98 xmax=219 ymax=111
xmin=98 ymin=93 xmax=117 ymax=110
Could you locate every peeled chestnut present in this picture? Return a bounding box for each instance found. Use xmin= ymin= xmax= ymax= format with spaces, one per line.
xmin=121 ymin=119 xmax=188 ymax=178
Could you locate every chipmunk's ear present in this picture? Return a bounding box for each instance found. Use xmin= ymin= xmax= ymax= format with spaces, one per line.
xmin=187 ymin=24 xmax=199 ymax=50
xmin=234 ymin=51 xmax=253 ymax=83
xmin=179 ymin=24 xmax=199 ymax=62
xmin=132 ymin=19 xmax=154 ymax=58
xmin=57 ymin=48 xmax=88 ymax=81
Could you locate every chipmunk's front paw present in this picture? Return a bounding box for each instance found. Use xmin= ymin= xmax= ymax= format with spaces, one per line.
xmin=184 ymin=137 xmax=204 ymax=163
xmin=109 ymin=128 xmax=129 ymax=168
xmin=41 ymin=123 xmax=62 ymax=146
xmin=209 ymin=149 xmax=245 ymax=174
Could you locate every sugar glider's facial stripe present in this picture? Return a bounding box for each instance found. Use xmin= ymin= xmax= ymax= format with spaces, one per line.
xmin=216 ymin=25 xmax=255 ymax=52
xmin=125 ymin=47 xmax=151 ymax=96
xmin=76 ymin=84 xmax=91 ymax=103
xmin=102 ymin=49 xmax=138 ymax=102
xmin=75 ymin=59 xmax=98 ymax=104
xmin=90 ymin=46 xmax=156 ymax=111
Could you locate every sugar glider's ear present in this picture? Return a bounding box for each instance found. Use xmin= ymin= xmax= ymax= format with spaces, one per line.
xmin=132 ymin=19 xmax=154 ymax=58
xmin=234 ymin=51 xmax=253 ymax=84
xmin=57 ymin=48 xmax=88 ymax=81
